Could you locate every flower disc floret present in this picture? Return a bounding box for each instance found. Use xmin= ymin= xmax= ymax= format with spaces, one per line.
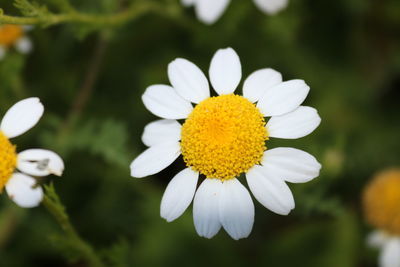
xmin=363 ymin=169 xmax=400 ymax=235
xmin=181 ymin=94 xmax=268 ymax=180
xmin=0 ymin=132 xmax=17 ymax=191
xmin=0 ymin=25 xmax=23 ymax=47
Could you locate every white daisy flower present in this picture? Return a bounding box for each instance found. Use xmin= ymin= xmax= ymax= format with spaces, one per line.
xmin=182 ymin=0 xmax=288 ymax=25
xmin=0 ymin=98 xmax=64 ymax=208
xmin=130 ymin=47 xmax=321 ymax=240
xmin=0 ymin=24 xmax=33 ymax=60
xmin=364 ymin=169 xmax=400 ymax=267
xmin=367 ymin=231 xmax=400 ymax=267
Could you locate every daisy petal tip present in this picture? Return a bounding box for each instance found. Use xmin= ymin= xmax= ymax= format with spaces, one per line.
xmin=168 ymin=57 xmax=210 ymax=103
xmin=194 ymin=222 xmax=221 ymax=239
xmin=217 ymin=47 xmax=234 ymax=53
xmin=48 ymin=154 xmax=65 ymax=177
xmin=209 ymin=47 xmax=242 ymax=95
xmin=142 ymin=85 xmax=192 ymax=119
xmin=166 ymin=217 xmax=175 ymax=223
xmin=279 ymin=207 xmax=293 ymax=216
xmin=262 ymin=147 xmax=322 ymax=184
xmin=316 ymin=162 xmax=322 ymax=172
xmin=254 ymin=0 xmax=289 ymax=15
xmin=27 ymin=97 xmax=44 ymax=112
xmin=129 ymin=161 xmax=143 ymax=178
xmin=51 ymin=168 xmax=63 ymax=177
xmin=272 ymin=204 xmax=294 ymax=216
xmin=214 ymin=47 xmax=239 ymax=62
xmin=197 ymin=230 xmax=218 ymax=239
xmin=130 ymin=142 xmax=180 ymax=178
xmin=130 ymin=165 xmax=144 ymax=178
xmin=257 ymin=79 xmax=311 ymax=117
xmin=267 ymin=106 xmax=321 ymax=139
xmin=246 ymin=166 xmax=295 ymax=215
xmin=195 ymin=0 xmax=230 ymax=25
xmin=243 ymin=68 xmax=283 ymax=103
xmin=167 ymin=58 xmax=180 ymax=72
xmin=1 ymin=97 xmax=45 ymax=138
xmin=17 ymin=149 xmax=64 ymax=177
xmin=219 ymin=179 xmax=254 ymax=241
xmin=160 ymin=168 xmax=198 ymax=224
xmin=227 ymin=229 xmax=252 ymax=240
xmin=160 ymin=208 xmax=178 ymax=223
xmin=160 ymin=213 xmax=175 ymax=223
xmin=141 ymin=119 xmax=181 ymax=147
xmin=229 ymin=236 xmax=240 ymax=241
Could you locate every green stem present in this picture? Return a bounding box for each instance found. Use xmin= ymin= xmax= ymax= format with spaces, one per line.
xmin=0 ymin=1 xmax=163 ymax=27
xmin=56 ymin=35 xmax=108 ymax=147
xmin=42 ymin=188 xmax=104 ymax=267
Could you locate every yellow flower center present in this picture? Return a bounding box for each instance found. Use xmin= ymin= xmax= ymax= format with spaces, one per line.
xmin=181 ymin=94 xmax=268 ymax=180
xmin=0 ymin=132 xmax=17 ymax=192
xmin=363 ymin=169 xmax=400 ymax=235
xmin=0 ymin=25 xmax=23 ymax=47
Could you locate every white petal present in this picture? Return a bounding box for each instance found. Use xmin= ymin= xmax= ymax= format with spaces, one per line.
xmin=380 ymin=238 xmax=400 ymax=267
xmin=195 ymin=0 xmax=231 ymax=25
xmin=168 ymin=58 xmax=210 ymax=104
xmin=262 ymin=147 xmax=321 ymax=183
xmin=257 ymin=80 xmax=310 ymax=117
xmin=142 ymin=85 xmax=193 ymax=119
xmin=0 ymin=46 xmax=5 ymax=61
xmin=161 ymin=168 xmax=199 ymax=222
xmin=130 ymin=141 xmax=181 ymax=178
xmin=243 ymin=68 xmax=282 ymax=103
xmin=246 ymin=165 xmax=295 ymax=215
xmin=0 ymin=97 xmax=44 ymax=138
xmin=17 ymin=149 xmax=65 ymax=177
xmin=267 ymin=106 xmax=321 ymax=139
xmin=209 ymin=47 xmax=241 ymax=95
xmin=5 ymin=173 xmax=43 ymax=208
xmin=253 ymin=0 xmax=289 ymax=15
xmin=15 ymin=37 xmax=32 ymax=54
xmin=193 ymin=178 xmax=223 ymax=238
xmin=219 ymin=178 xmax=254 ymax=240
xmin=368 ymin=230 xmax=389 ymax=249
xmin=181 ymin=0 xmax=196 ymax=7
xmin=142 ymin=119 xmax=181 ymax=147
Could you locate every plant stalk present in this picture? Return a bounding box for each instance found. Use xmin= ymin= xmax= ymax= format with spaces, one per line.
xmin=42 ymin=190 xmax=105 ymax=267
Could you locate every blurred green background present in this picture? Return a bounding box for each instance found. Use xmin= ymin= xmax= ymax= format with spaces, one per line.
xmin=0 ymin=0 xmax=400 ymax=266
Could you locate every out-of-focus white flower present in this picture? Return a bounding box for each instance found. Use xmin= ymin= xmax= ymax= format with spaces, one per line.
xmin=130 ymin=47 xmax=321 ymax=240
xmin=181 ymin=0 xmax=288 ymax=24
xmin=0 ymin=24 xmax=33 ymax=60
xmin=367 ymin=231 xmax=400 ymax=267
xmin=364 ymin=169 xmax=400 ymax=267
xmin=0 ymin=98 xmax=64 ymax=208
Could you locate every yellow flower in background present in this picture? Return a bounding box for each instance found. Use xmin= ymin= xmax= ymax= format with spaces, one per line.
xmin=130 ymin=47 xmax=321 ymax=240
xmin=363 ymin=169 xmax=400 ymax=267
xmin=0 ymin=24 xmax=33 ymax=60
xmin=181 ymin=0 xmax=288 ymax=25
xmin=0 ymin=98 xmax=64 ymax=208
